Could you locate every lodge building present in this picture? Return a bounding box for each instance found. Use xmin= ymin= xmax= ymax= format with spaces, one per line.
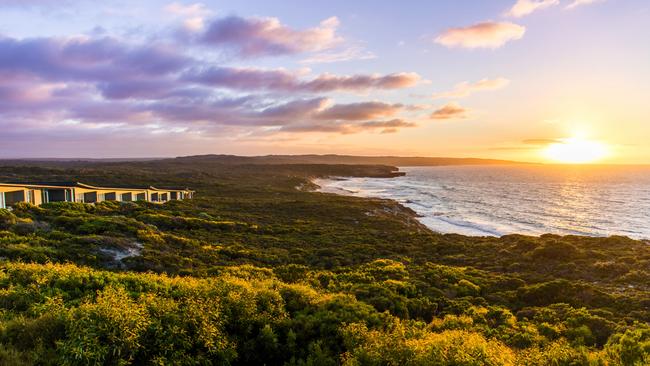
xmin=0 ymin=182 xmax=194 ymax=209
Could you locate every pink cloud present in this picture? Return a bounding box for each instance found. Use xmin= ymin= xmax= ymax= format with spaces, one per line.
xmin=0 ymin=18 xmax=422 ymax=139
xmin=315 ymin=102 xmax=404 ymax=121
xmin=300 ymin=45 xmax=376 ymax=64
xmin=184 ymin=67 xmax=420 ymax=93
xmin=164 ymin=2 xmax=212 ymax=31
xmin=565 ymin=0 xmax=605 ymax=9
xmin=303 ymin=72 xmax=419 ymax=92
xmin=257 ymin=98 xmax=330 ymax=120
xmin=280 ymin=118 xmax=416 ymax=135
xmin=0 ymin=82 xmax=57 ymax=103
xmin=435 ymin=21 xmax=525 ymax=49
xmin=0 ymin=36 xmax=189 ymax=82
xmin=506 ymin=0 xmax=559 ymax=18
xmin=201 ymin=15 xmax=342 ymax=57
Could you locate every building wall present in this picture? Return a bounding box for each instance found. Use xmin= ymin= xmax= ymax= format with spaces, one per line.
xmin=74 ymin=188 xmax=147 ymax=203
xmin=44 ymin=189 xmax=70 ymax=202
xmin=0 ymin=186 xmax=27 ymax=193
xmin=0 ymin=187 xmax=45 ymax=206
xmin=1 ymin=185 xmax=193 ymax=207
xmin=32 ymin=190 xmax=43 ymax=205
xmin=147 ymin=190 xmax=192 ymax=202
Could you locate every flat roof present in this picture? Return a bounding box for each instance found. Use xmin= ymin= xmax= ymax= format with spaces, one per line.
xmin=0 ymin=182 xmax=193 ymax=192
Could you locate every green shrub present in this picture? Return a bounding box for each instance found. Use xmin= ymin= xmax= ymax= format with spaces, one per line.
xmin=58 ymin=286 xmax=150 ymax=365
xmin=341 ymin=321 xmax=516 ymax=366
xmin=0 ymin=209 xmax=17 ymax=230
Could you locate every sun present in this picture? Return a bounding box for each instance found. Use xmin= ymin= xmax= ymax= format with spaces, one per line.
xmin=543 ymin=137 xmax=609 ymax=164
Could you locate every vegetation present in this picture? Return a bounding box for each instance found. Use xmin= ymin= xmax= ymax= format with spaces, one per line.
xmin=0 ymin=156 xmax=648 ymax=365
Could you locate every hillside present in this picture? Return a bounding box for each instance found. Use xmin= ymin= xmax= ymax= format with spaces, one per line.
xmin=0 ymin=154 xmax=524 ymax=168
xmin=169 ymin=154 xmax=525 ymax=166
xmin=0 ymin=160 xmax=647 ymax=365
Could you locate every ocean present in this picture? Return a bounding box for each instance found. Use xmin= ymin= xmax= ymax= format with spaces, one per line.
xmin=315 ymin=165 xmax=650 ymax=240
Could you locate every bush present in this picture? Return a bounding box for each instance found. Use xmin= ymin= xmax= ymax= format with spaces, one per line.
xmin=604 ymin=326 xmax=650 ymax=366
xmin=58 ymin=286 xmax=151 ymax=365
xmin=529 ymin=241 xmax=580 ymax=261
xmin=342 ymin=321 xmax=516 ymax=366
xmin=0 ymin=209 xmax=17 ymax=230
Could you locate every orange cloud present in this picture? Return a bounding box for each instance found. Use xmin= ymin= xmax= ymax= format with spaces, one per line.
xmin=316 ymin=102 xmax=403 ymax=121
xmin=280 ymin=118 xmax=416 ymax=134
xmin=430 ymin=103 xmax=467 ymax=120
xmin=431 ymin=77 xmax=510 ymax=99
xmin=523 ymin=138 xmax=562 ymax=145
xmin=435 ymin=21 xmax=525 ymax=49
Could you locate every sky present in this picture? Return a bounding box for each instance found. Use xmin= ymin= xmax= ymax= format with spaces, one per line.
xmin=0 ymin=0 xmax=648 ymax=163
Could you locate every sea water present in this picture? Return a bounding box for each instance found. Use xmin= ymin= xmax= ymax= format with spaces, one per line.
xmin=315 ymin=165 xmax=650 ymax=239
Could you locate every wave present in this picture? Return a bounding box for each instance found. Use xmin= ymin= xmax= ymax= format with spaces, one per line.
xmin=315 ymin=166 xmax=650 ymax=240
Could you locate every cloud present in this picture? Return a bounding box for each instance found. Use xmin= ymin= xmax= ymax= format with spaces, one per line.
xmin=69 ymin=101 xmax=152 ymax=124
xmin=491 ymin=138 xmax=563 ymax=151
xmin=141 ymin=95 xmax=257 ymax=125
xmin=430 ymin=103 xmax=467 ymax=120
xmin=201 ymin=15 xmax=342 ymax=57
xmin=435 ymin=21 xmax=525 ymax=49
xmin=280 ymin=118 xmax=416 ymax=134
xmin=361 ymin=119 xmax=416 ymax=134
xmin=565 ymin=0 xmax=604 ymax=9
xmin=0 ymin=82 xmax=420 ymax=137
xmin=504 ymin=0 xmax=601 ymax=15
xmin=300 ymin=45 xmax=376 ymax=64
xmin=184 ymin=67 xmax=298 ymax=92
xmin=164 ymin=2 xmax=208 ymax=16
xmin=489 ymin=146 xmax=532 ymax=151
xmin=506 ymin=0 xmax=559 ymax=17
xmin=164 ymin=2 xmax=212 ymax=31
xmin=97 ymin=80 xmax=208 ymax=100
xmin=0 ymin=80 xmax=59 ymax=103
xmin=522 ymin=138 xmax=562 ymax=145
xmin=279 ymin=123 xmax=352 ymax=134
xmin=303 ymin=72 xmax=419 ymax=92
xmin=256 ymin=98 xmax=330 ymax=120
xmin=0 ymin=15 xmax=423 ymax=140
xmin=0 ymin=32 xmax=419 ymax=100
xmin=0 ymin=36 xmax=189 ymax=82
xmin=184 ymin=67 xmax=420 ymax=93
xmin=316 ymin=102 xmax=403 ymax=121
xmin=0 ymin=0 xmax=69 ymax=8
xmin=431 ymin=77 xmax=510 ymax=99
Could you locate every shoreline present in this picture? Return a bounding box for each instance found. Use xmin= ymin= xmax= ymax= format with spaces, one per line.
xmin=311 ymin=175 xmax=650 ymax=241
xmin=313 ymin=176 xmax=494 ymax=237
xmin=311 ymin=176 xmax=445 ymax=236
xmin=311 ymin=177 xmax=362 ymax=196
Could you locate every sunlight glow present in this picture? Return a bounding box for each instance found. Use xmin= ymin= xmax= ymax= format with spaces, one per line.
xmin=543 ymin=137 xmax=609 ymax=164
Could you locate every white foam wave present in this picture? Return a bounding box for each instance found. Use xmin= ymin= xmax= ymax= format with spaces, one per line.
xmin=314 ymin=165 xmax=650 ymax=239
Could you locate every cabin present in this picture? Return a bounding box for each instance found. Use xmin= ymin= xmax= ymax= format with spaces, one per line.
xmin=0 ymin=182 xmax=194 ymax=209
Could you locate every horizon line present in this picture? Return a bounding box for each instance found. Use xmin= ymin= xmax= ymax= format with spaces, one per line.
xmin=0 ymin=154 xmax=648 ymax=166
